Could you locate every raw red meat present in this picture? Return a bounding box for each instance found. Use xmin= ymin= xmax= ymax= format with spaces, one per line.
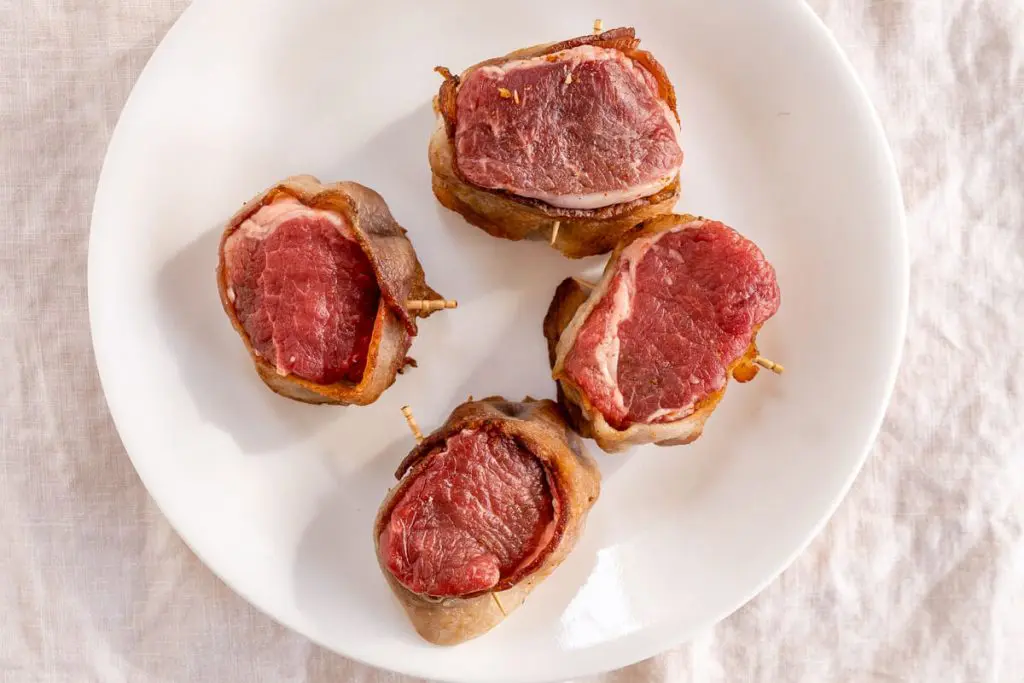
xmin=373 ymin=398 xmax=600 ymax=644
xmin=454 ymin=45 xmax=683 ymax=210
xmin=223 ymin=199 xmax=380 ymax=385
xmin=380 ymin=428 xmax=554 ymax=598
xmin=563 ymin=219 xmax=780 ymax=429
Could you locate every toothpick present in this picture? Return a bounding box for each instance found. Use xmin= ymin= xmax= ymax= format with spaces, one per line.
xmin=550 ymin=221 xmax=561 ymax=245
xmin=754 ymin=357 xmax=785 ymax=374
xmin=401 ymin=405 xmax=424 ymax=443
xmin=407 ymin=299 xmax=458 ymax=314
xmin=491 ymin=592 xmax=507 ymax=616
xmin=593 ymin=18 xmax=603 ymax=34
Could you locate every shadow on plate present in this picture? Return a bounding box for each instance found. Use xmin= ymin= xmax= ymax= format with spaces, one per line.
xmin=325 ymin=102 xmax=436 ymax=203
xmin=292 ymin=434 xmax=416 ymax=641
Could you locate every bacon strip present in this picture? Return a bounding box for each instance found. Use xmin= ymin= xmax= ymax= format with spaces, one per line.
xmin=429 ymin=27 xmax=683 ymax=258
xmin=374 ymin=397 xmax=600 ymax=645
xmin=217 ymin=175 xmax=444 ymax=405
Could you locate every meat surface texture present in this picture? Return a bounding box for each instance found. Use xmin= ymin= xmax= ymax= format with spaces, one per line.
xmin=223 ymin=199 xmax=380 ymax=385
xmin=560 ymin=217 xmax=780 ymax=430
xmin=216 ymin=175 xmax=444 ymax=406
xmin=454 ymin=45 xmax=683 ymax=210
xmin=373 ymin=397 xmax=600 ymax=645
xmin=380 ymin=428 xmax=554 ymax=598
xmin=429 ymin=27 xmax=683 ymax=258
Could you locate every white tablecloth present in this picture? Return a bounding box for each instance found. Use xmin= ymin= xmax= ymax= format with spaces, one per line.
xmin=2 ymin=1 xmax=1022 ymax=681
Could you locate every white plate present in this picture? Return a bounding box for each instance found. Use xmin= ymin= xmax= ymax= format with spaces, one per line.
xmin=88 ymin=1 xmax=906 ymax=681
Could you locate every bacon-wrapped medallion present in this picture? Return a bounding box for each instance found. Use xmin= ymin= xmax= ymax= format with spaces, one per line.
xmin=374 ymin=397 xmax=600 ymax=645
xmin=544 ymin=214 xmax=782 ymax=453
xmin=429 ymin=27 xmax=683 ymax=258
xmin=217 ymin=175 xmax=452 ymax=405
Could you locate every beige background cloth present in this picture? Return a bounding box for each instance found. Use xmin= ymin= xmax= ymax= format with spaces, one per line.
xmin=2 ymin=1 xmax=1022 ymax=681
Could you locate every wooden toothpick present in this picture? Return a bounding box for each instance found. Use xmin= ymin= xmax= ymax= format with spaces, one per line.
xmin=550 ymin=221 xmax=561 ymax=246
xmin=491 ymin=592 xmax=507 ymax=616
xmin=406 ymin=299 xmax=458 ymax=314
xmin=754 ymin=357 xmax=785 ymax=375
xmin=593 ymin=18 xmax=603 ymax=34
xmin=401 ymin=405 xmax=424 ymax=443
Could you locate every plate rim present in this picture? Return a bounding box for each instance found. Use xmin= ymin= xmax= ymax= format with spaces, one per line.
xmin=87 ymin=0 xmax=908 ymax=680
